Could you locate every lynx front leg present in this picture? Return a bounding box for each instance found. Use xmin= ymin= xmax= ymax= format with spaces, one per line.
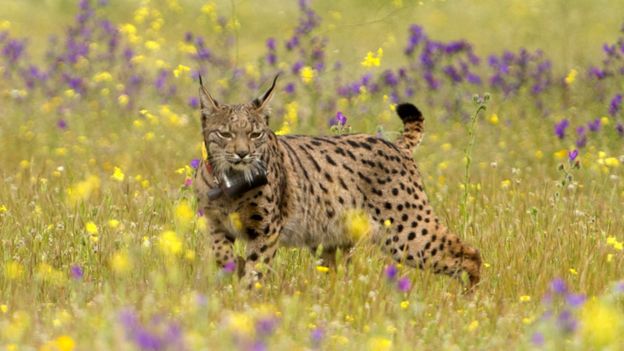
xmin=240 ymin=230 xmax=281 ymax=289
xmin=210 ymin=231 xmax=241 ymax=271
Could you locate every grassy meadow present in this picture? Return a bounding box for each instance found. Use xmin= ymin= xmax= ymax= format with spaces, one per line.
xmin=1 ymin=0 xmax=624 ymax=350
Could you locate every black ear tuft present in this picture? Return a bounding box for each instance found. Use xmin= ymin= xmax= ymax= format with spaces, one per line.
xmin=254 ymin=74 xmax=280 ymax=111
xmin=396 ymin=103 xmax=423 ymax=123
xmin=199 ymin=74 xmax=220 ymax=111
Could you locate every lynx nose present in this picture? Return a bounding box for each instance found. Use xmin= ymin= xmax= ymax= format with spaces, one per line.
xmin=235 ymin=151 xmax=249 ymax=159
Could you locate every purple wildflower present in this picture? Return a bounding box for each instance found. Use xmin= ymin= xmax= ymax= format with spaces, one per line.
xmin=554 ymin=119 xmax=569 ymax=139
xmin=614 ymin=281 xmax=624 ymax=294
xmin=284 ymin=83 xmax=295 ymax=94
xmin=266 ymin=53 xmax=277 ymax=65
xmin=332 ymin=112 xmax=347 ymax=126
xmin=609 ymin=94 xmax=622 ymax=116
xmin=195 ymin=293 xmax=207 ymax=307
xmin=397 ymin=277 xmax=411 ymax=292
xmin=118 ymin=309 xmax=184 ymax=351
xmin=556 ymin=310 xmax=577 ymax=333
xmin=383 ymin=70 xmax=399 ymax=87
xmin=617 ymin=123 xmax=624 ymax=137
xmin=568 ymin=149 xmax=578 ymax=162
xmin=70 ymin=264 xmax=83 ymax=280
xmin=575 ymin=132 xmax=586 ymax=148
xmin=550 ymin=278 xmax=567 ymax=294
xmin=223 ymin=261 xmax=236 ymax=274
xmin=190 ymin=159 xmax=200 ymax=169
xmin=57 ymin=119 xmax=68 ymax=130
xmin=256 ymin=316 xmax=279 ymax=337
xmin=188 ymin=97 xmax=199 ymax=109
xmin=565 ymin=293 xmax=585 ymax=308
xmin=589 ymin=67 xmax=606 ymax=80
xmin=531 ymin=332 xmax=545 ymax=346
xmin=2 ymin=39 xmax=26 ymax=63
xmin=266 ymin=38 xmax=276 ymax=51
xmin=310 ymin=327 xmax=324 ymax=346
xmin=587 ymin=118 xmax=601 ymax=132
xmin=291 ymin=61 xmax=304 ymax=74
xmin=384 ymin=264 xmax=398 ymax=280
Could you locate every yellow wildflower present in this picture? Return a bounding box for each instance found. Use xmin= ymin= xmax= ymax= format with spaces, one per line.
xmin=85 ymin=221 xmax=98 ymax=235
xmin=173 ymin=64 xmax=190 ymax=78
xmin=66 ymin=175 xmax=101 ymax=205
xmin=300 ymin=66 xmax=316 ymax=84
xmin=4 ymin=261 xmax=24 ymax=280
xmin=519 ymin=295 xmax=531 ymax=302
xmin=0 ymin=304 xmax=7 ymax=314
xmin=400 ymin=300 xmax=410 ymax=309
xmin=133 ymin=6 xmax=149 ymax=23
xmin=467 ymin=320 xmax=479 ymax=332
xmin=225 ymin=312 xmax=253 ymax=336
xmin=569 ymin=268 xmax=578 ymax=275
xmin=0 ymin=204 xmax=7 ymax=213
xmin=344 ymin=209 xmax=371 ymax=241
xmin=581 ymin=300 xmax=623 ymax=348
xmin=93 ymin=71 xmax=113 ymax=83
xmin=489 ymin=113 xmax=499 ymax=125
xmin=228 ymin=212 xmax=243 ymax=231
xmin=0 ymin=20 xmax=10 ymax=30
xmin=201 ymin=2 xmax=217 ymax=16
xmin=158 ymin=230 xmax=183 ymax=256
xmin=111 ymin=167 xmax=125 ymax=182
xmin=501 ymin=179 xmax=511 ymax=189
xmin=201 ymin=143 xmax=209 ymax=160
xmin=36 ymin=263 xmax=67 ymax=286
xmin=64 ymin=89 xmax=76 ymax=98
xmin=367 ymin=336 xmax=392 ymax=351
xmin=111 ymin=250 xmax=132 ymax=274
xmin=564 ymin=68 xmax=577 ymax=85
xmin=601 ymin=116 xmax=609 ymax=125
xmin=535 ymin=150 xmax=544 ymax=159
xmin=607 ymin=236 xmax=623 ymax=251
xmin=316 ymin=265 xmax=330 ymax=273
xmin=185 ymin=249 xmax=196 ymax=261
xmin=361 ymin=48 xmax=383 ymax=68
xmin=118 ymin=94 xmax=129 ymax=107
xmin=119 ymin=23 xmax=139 ymax=43
xmin=108 ymin=219 xmax=120 ymax=229
xmin=144 ymin=40 xmax=160 ymax=51
xmin=175 ymin=200 xmax=194 ymax=229
xmin=604 ymin=157 xmax=619 ymax=167
xmin=19 ymin=160 xmax=30 ymax=169
xmin=55 ymin=335 xmax=76 ymax=351
xmin=554 ymin=149 xmax=568 ymax=160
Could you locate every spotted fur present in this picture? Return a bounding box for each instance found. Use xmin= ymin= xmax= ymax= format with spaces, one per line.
xmin=193 ymin=76 xmax=481 ymax=290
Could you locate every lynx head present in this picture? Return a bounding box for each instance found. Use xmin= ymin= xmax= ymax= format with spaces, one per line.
xmin=199 ymin=75 xmax=278 ymax=181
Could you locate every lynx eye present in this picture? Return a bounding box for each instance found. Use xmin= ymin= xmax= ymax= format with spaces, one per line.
xmin=216 ymin=130 xmax=233 ymax=139
xmin=249 ymin=131 xmax=264 ymax=139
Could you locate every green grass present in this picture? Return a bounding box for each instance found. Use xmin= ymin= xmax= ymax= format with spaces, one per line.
xmin=1 ymin=0 xmax=624 ymax=350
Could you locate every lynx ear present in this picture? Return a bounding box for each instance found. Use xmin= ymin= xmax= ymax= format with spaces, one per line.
xmin=253 ymin=74 xmax=279 ymax=111
xmin=198 ymin=75 xmax=220 ymax=112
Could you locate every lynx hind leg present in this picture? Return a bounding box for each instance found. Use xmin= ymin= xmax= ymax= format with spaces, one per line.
xmin=385 ymin=223 xmax=481 ymax=291
xmin=432 ymin=233 xmax=481 ymax=291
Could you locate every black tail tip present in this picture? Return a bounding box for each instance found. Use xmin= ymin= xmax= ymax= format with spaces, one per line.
xmin=396 ymin=103 xmax=423 ymax=123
